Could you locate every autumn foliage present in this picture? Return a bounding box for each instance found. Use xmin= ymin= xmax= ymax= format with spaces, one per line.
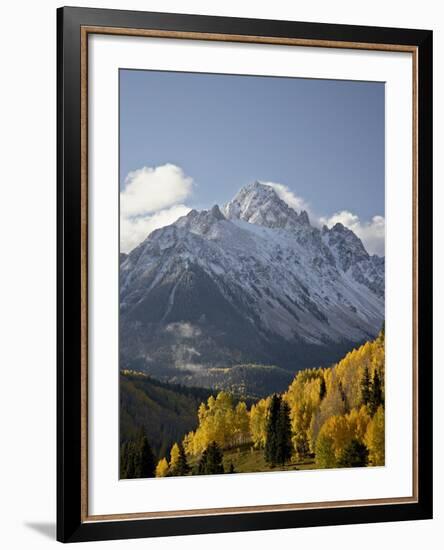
xmin=149 ymin=329 xmax=385 ymax=477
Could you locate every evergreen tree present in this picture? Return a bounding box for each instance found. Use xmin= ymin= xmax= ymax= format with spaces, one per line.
xmin=197 ymin=442 xmax=224 ymax=475
xmin=134 ymin=429 xmax=156 ymax=478
xmin=265 ymin=395 xmax=293 ymax=467
xmin=369 ymin=370 xmax=383 ymax=416
xmin=197 ymin=449 xmax=208 ymax=475
xmin=337 ymin=439 xmax=369 ymax=468
xmin=205 ymin=441 xmax=224 ymax=475
xmin=264 ymin=394 xmax=281 ymax=467
xmin=292 ymin=403 xmax=311 ymax=459
xmin=120 ymin=440 xmax=137 ymax=479
xmin=319 ymin=377 xmax=327 ymax=401
xmin=275 ymin=400 xmax=292 ymax=466
xmin=125 ymin=452 xmax=136 ymax=478
xmin=120 ymin=442 xmax=129 ymax=478
xmin=360 ymin=365 xmax=371 ymax=406
xmin=122 ymin=429 xmax=156 ymax=479
xmin=175 ymin=443 xmax=190 ymax=476
xmin=338 ymin=380 xmax=348 ymax=409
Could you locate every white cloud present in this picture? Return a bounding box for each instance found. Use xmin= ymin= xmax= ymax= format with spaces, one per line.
xmin=261 ymin=181 xmax=311 ymax=214
xmin=120 ymin=164 xmax=193 ymax=253
xmin=165 ymin=322 xmax=202 ymax=339
xmin=320 ymin=210 xmax=385 ymax=256
xmin=121 ymin=163 xmax=193 ymax=217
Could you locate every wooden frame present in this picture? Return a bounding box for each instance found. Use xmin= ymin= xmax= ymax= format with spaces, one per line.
xmin=57 ymin=6 xmax=433 ymax=543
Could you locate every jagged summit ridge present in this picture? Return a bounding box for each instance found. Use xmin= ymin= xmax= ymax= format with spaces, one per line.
xmin=322 ymin=222 xmax=369 ymax=270
xmin=174 ymin=204 xmax=226 ymax=236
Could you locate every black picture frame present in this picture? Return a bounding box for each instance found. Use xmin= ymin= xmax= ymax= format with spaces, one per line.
xmin=57 ymin=6 xmax=433 ymax=543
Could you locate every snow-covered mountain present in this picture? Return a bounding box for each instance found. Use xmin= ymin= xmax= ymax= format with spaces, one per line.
xmin=120 ymin=182 xmax=384 ymax=382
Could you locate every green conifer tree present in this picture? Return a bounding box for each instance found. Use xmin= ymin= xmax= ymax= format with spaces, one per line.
xmin=197 ymin=449 xmax=208 ymax=475
xmin=138 ymin=432 xmax=156 ymax=478
xmin=276 ymin=400 xmax=292 ymax=466
xmin=205 ymin=441 xmax=224 ymax=475
xmin=120 ymin=442 xmax=129 ymax=479
xmin=121 ymin=440 xmax=137 ymax=479
xmin=197 ymin=442 xmax=224 ymax=475
xmin=369 ymin=370 xmax=383 ymax=416
xmin=319 ymin=377 xmax=327 ymax=401
xmin=175 ymin=443 xmax=190 ymax=476
xmin=265 ymin=394 xmax=281 ymax=467
xmin=338 ymin=380 xmax=348 ymax=409
xmin=293 ymin=404 xmax=310 ymax=459
xmin=360 ymin=365 xmax=371 ymax=406
xmin=125 ymin=429 xmax=155 ymax=479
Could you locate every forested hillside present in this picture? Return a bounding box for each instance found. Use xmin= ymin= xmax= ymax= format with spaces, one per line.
xmin=120 ymin=373 xmax=213 ymax=461
xmin=121 ymin=329 xmax=385 ymax=479
xmin=168 ymin=363 xmax=294 ymax=399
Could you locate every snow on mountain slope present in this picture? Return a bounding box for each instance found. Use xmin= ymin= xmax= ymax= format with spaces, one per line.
xmin=120 ymin=182 xmax=384 ymax=377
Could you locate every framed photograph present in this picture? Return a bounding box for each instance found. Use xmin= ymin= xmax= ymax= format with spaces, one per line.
xmin=57 ymin=6 xmax=433 ymax=543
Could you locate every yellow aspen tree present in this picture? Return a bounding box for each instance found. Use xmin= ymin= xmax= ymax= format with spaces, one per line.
xmin=193 ymin=426 xmax=206 ymax=455
xmin=308 ymin=410 xmax=322 ymax=454
xmin=318 ymin=414 xmax=354 ymax=459
xmin=250 ymin=397 xmax=269 ymax=448
xmin=212 ymin=409 xmax=226 ymax=447
xmin=155 ymin=458 xmax=169 ymax=477
xmin=169 ymin=442 xmax=180 ymax=472
xmin=207 ymin=395 xmax=216 ymax=409
xmin=233 ymin=401 xmax=250 ymax=446
xmin=197 ymin=402 xmax=207 ymax=424
xmin=183 ymin=432 xmax=195 ymax=456
xmin=315 ymin=432 xmax=337 ymax=468
xmin=319 ymin=378 xmax=346 ymax=424
xmin=215 ymin=391 xmax=233 ymax=413
xmin=291 ymin=402 xmax=312 ymax=459
xmin=353 ymin=406 xmax=371 ymax=441
xmin=365 ymin=405 xmax=385 ymax=466
xmin=191 ymin=391 xmax=241 ymax=452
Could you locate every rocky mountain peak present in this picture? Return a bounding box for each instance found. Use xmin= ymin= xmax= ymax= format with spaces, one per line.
xmin=174 ymin=204 xmax=226 ymax=236
xmin=120 ymin=179 xmax=385 ymax=378
xmin=222 ymin=181 xmax=309 ymax=230
xmin=322 ymin=222 xmax=370 ymax=272
xmin=209 ymin=204 xmax=225 ymax=221
xmin=299 ymin=210 xmax=310 ymax=225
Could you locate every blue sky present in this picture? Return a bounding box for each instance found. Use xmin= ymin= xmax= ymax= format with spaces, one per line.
xmin=119 ymin=69 xmax=385 ymax=254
